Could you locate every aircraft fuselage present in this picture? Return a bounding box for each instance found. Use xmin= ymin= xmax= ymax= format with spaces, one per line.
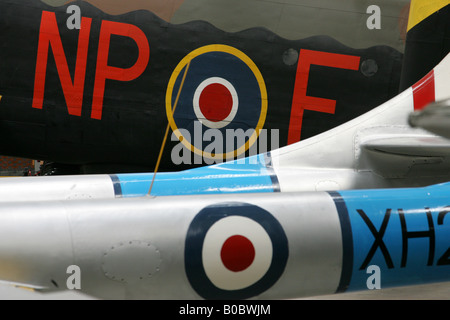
xmin=0 ymin=0 xmax=405 ymax=172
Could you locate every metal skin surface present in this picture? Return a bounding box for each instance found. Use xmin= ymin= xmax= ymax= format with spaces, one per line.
xmin=1 ymin=0 xmax=448 ymax=175
xmin=0 ymin=185 xmax=448 ymax=299
xmin=0 ymin=175 xmax=115 ymax=201
xmin=0 ymin=0 xmax=406 ymax=172
xmin=0 ymin=0 xmax=449 ymax=302
xmin=0 ymin=53 xmax=450 ymax=201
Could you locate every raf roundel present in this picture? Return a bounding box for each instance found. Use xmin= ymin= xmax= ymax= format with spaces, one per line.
xmin=185 ymin=202 xmax=288 ymax=299
xmin=166 ymin=45 xmax=268 ymax=160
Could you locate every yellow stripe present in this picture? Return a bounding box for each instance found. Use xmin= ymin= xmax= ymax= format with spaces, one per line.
xmin=407 ymin=0 xmax=450 ymax=31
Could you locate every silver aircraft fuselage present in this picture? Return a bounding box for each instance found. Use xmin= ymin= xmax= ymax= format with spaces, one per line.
xmin=0 ymin=184 xmax=448 ymax=299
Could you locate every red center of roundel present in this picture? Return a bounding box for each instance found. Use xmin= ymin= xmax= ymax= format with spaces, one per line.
xmin=199 ymin=83 xmax=233 ymax=122
xmin=220 ymin=235 xmax=255 ymax=272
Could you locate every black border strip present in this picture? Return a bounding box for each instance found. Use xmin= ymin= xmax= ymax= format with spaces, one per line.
xmin=109 ymin=174 xmax=123 ymax=198
xmin=327 ymin=191 xmax=353 ymax=293
xmin=264 ymin=152 xmax=280 ymax=192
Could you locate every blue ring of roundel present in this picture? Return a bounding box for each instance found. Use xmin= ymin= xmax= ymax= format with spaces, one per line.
xmin=184 ymin=202 xmax=288 ymax=299
xmin=171 ymin=51 xmax=264 ymax=155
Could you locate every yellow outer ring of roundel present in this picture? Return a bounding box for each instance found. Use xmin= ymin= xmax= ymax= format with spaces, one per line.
xmin=165 ymin=44 xmax=268 ymax=160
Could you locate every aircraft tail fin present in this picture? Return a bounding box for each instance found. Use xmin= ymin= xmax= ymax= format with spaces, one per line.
xmin=399 ymin=0 xmax=450 ymax=91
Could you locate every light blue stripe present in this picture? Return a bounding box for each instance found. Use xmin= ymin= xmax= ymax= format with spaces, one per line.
xmin=339 ymin=183 xmax=450 ymax=290
xmin=115 ymin=154 xmax=276 ymax=197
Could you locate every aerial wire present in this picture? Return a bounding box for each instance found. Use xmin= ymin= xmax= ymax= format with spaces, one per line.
xmin=148 ymin=61 xmax=191 ymax=195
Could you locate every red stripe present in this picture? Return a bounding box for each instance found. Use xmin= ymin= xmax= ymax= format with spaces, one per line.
xmin=412 ymin=70 xmax=435 ymax=110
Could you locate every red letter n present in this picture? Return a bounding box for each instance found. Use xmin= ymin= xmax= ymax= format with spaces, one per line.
xmin=32 ymin=11 xmax=91 ymax=116
xmin=91 ymin=21 xmax=150 ymax=120
xmin=287 ymin=49 xmax=360 ymax=145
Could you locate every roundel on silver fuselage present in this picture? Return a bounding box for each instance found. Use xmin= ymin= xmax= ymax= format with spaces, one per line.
xmin=184 ymin=202 xmax=288 ymax=299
